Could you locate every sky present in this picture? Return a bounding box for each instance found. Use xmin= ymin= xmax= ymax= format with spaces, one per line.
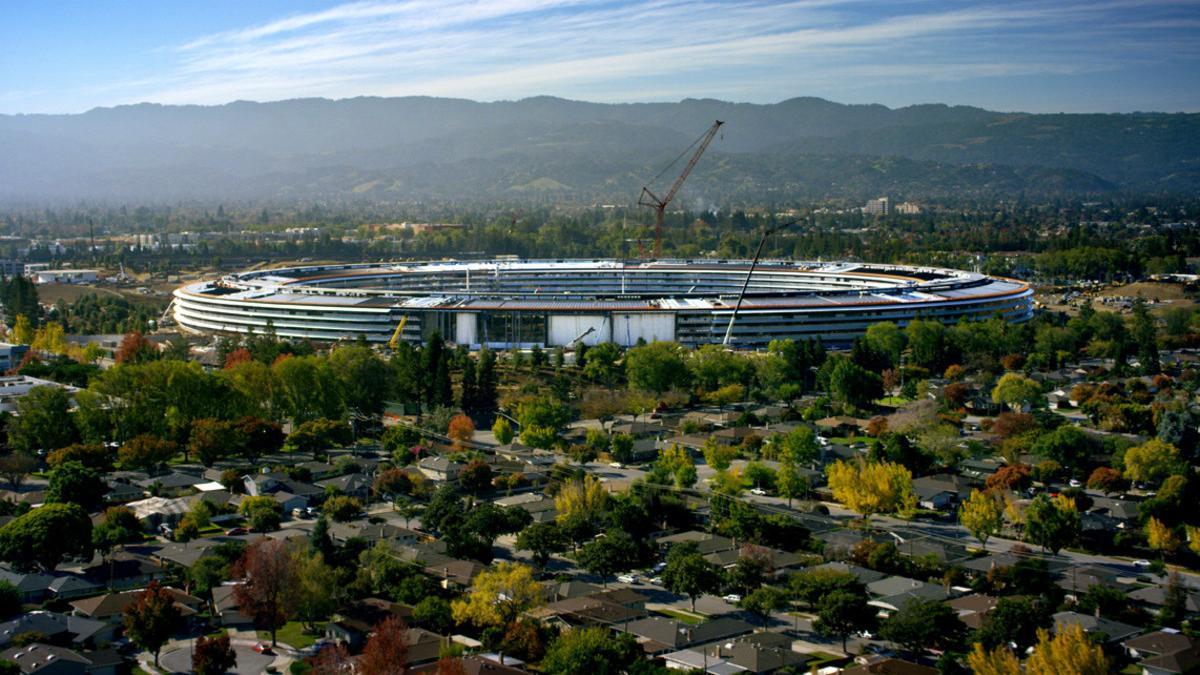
xmin=2 ymin=0 xmax=1198 ymax=115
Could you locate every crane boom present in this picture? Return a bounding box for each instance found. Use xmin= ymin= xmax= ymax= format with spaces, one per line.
xmin=639 ymin=120 xmax=723 ymax=258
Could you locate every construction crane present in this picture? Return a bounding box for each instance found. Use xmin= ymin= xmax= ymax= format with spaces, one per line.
xmin=722 ymin=218 xmax=803 ymax=347
xmin=387 ymin=315 xmax=409 ymax=351
xmin=638 ymin=120 xmax=724 ymax=258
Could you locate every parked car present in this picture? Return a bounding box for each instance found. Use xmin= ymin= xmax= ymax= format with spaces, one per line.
xmin=617 ymin=574 xmax=638 ymax=584
xmin=1132 ymin=559 xmax=1153 ymax=568
xmin=750 ymin=487 xmax=767 ymax=496
xmin=723 ymin=594 xmax=742 ymax=603
xmin=224 ymin=527 xmax=249 ymax=536
xmin=253 ymin=642 xmax=273 ymax=655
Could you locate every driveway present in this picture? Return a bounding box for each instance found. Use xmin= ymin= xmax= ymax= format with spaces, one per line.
xmin=159 ymin=642 xmax=276 ymax=675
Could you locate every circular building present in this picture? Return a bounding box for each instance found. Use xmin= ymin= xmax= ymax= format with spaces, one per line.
xmin=172 ymin=259 xmax=1033 ymax=349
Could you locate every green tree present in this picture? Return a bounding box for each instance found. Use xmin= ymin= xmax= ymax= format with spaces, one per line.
xmin=123 ymin=581 xmax=182 ymax=667
xmin=991 ymin=373 xmax=1043 ymax=411
xmin=578 ymin=530 xmax=639 ymax=587
xmin=1124 ymin=439 xmax=1183 ymax=486
xmin=542 ymin=627 xmax=640 ymax=675
xmin=492 ymin=418 xmax=514 ymax=445
xmin=285 ymin=418 xmax=351 ymax=459
xmin=515 ymin=522 xmax=566 ymax=569
xmin=292 ymin=550 xmax=338 ymax=631
xmin=702 ymin=437 xmax=737 ymax=471
xmin=582 ymin=342 xmax=623 ymax=386
xmin=972 ymin=596 xmax=1051 ymax=651
xmin=188 ymin=418 xmax=245 ymax=466
xmin=815 ymin=588 xmax=876 ymax=651
xmin=0 ymin=503 xmax=93 ymax=571
xmin=826 ymin=357 xmax=883 ymax=410
xmin=7 ymin=385 xmax=76 ymax=453
xmin=879 ymin=597 xmax=965 ymax=656
xmin=625 ymin=341 xmax=690 ymax=394
xmin=776 ymin=458 xmax=808 ymax=508
xmin=117 ymin=435 xmax=178 ymax=472
xmin=741 ymin=585 xmax=789 ymax=629
xmin=905 ymin=319 xmax=946 ymax=370
xmin=1024 ymin=494 xmax=1079 ymax=554
xmin=45 ymin=461 xmax=107 ymax=511
xmin=661 ymin=542 xmax=721 ymax=611
xmin=864 ymin=322 xmax=906 ymax=368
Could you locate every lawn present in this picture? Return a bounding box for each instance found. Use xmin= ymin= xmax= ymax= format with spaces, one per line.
xmin=259 ymin=620 xmax=323 ymax=649
xmin=654 ymin=609 xmax=705 ymax=625
xmin=826 ymin=436 xmax=872 ymax=446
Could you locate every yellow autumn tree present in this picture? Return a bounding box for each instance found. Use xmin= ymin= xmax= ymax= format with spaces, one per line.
xmin=967 ymin=643 xmax=1021 ymax=675
xmin=1147 ymin=517 xmax=1181 ymax=558
xmin=960 ymin=489 xmax=1004 ymax=548
xmin=9 ymin=314 xmax=34 ymax=346
xmin=31 ymin=321 xmax=68 ymax=354
xmin=1186 ymin=525 xmax=1200 ymax=556
xmin=825 ymin=458 xmax=914 ymax=521
xmin=1026 ymin=624 xmax=1109 ymax=675
xmin=554 ymin=475 xmax=608 ymax=527
xmin=450 ymin=562 xmax=542 ymax=628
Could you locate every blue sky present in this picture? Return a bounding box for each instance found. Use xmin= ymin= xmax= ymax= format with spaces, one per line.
xmin=2 ymin=0 xmax=1198 ymax=114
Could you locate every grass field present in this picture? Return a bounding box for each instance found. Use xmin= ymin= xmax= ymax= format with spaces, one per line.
xmin=260 ymin=621 xmax=323 ymax=649
xmin=654 ymin=609 xmax=705 ymax=625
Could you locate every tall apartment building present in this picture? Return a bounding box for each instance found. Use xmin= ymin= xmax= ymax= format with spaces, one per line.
xmin=864 ymin=196 xmax=891 ymax=216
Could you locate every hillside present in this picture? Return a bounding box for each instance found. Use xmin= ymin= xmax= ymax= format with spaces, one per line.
xmin=0 ymin=96 xmax=1193 ymax=203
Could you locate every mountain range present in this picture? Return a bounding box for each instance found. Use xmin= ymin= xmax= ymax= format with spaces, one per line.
xmin=1 ymin=96 xmax=1196 ymax=204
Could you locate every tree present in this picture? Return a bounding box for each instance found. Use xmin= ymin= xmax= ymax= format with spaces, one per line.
xmin=825 ymin=458 xmax=915 ymax=520
xmin=991 ymin=373 xmax=1043 ymax=411
xmin=292 ymin=550 xmax=338 ymax=631
xmin=960 ymin=489 xmax=1004 ymax=547
xmin=741 ymin=585 xmax=788 ymax=629
xmin=1147 ymin=517 xmax=1181 ymax=558
xmin=447 ymin=414 xmax=475 ymax=450
xmin=0 ymin=453 xmax=36 ymax=491
xmin=117 ymin=435 xmax=177 ymax=472
xmin=192 ymin=633 xmax=237 ymax=675
xmin=1023 ymin=494 xmax=1079 ymax=555
xmin=46 ymin=443 xmax=113 ymax=471
xmin=188 ymin=556 xmax=229 ymax=610
xmin=578 ymin=530 xmax=638 ymax=586
xmin=233 ymin=538 xmax=298 ymax=646
xmin=285 ymin=418 xmax=351 ymax=459
xmin=661 ymin=542 xmax=721 ymax=611
xmin=609 ymin=433 xmax=634 ymax=465
xmin=451 ymin=562 xmax=542 ymax=629
xmin=650 ymin=443 xmax=696 ymax=489
xmin=123 ymin=581 xmax=181 ymax=667
xmin=582 ymin=342 xmax=623 ymax=386
xmin=323 ymin=495 xmax=363 ymax=522
xmin=702 ymin=437 xmax=738 ymax=471
xmin=625 ymin=341 xmax=690 ymax=394
xmin=0 ymin=502 xmax=93 ymax=571
xmin=1025 ymin=624 xmax=1109 ymax=675
xmin=0 ymin=581 xmax=19 ymax=620
xmin=973 ymin=596 xmax=1051 ymax=651
xmin=967 ymin=643 xmax=1021 ymax=675
xmin=827 ymin=357 xmax=883 ymax=409
xmin=93 ymin=506 xmax=143 ymax=556
xmin=1159 ymin=573 xmax=1188 ymax=628
xmin=360 ymin=616 xmax=410 ymax=675
xmin=775 ymin=458 xmax=808 ymax=508
xmin=236 ymin=416 xmax=285 ymax=462
xmin=554 ymin=476 xmax=607 ymax=531
xmin=45 ymin=461 xmax=107 ymax=512
xmin=7 ymin=385 xmax=75 ymax=453
xmin=1124 ymin=439 xmax=1183 ymax=486
xmin=412 ymin=596 xmax=453 ymax=634
xmin=188 ymin=418 xmax=245 ymax=466
xmin=986 ymin=464 xmax=1032 ymax=492
xmin=515 ymin=522 xmax=565 ymax=569
xmin=775 ymin=425 xmax=820 ymax=466
xmin=815 ymin=588 xmax=875 ymax=651
xmin=459 ymin=459 xmax=494 ymax=496
xmin=789 ymin=568 xmax=862 ymax=608
xmin=879 ymin=597 xmax=965 ymax=656
xmin=115 ymin=332 xmax=159 ymax=364
xmin=1086 ymin=466 xmax=1126 ymax=494
xmin=542 ymin=627 xmax=640 ymax=675
xmin=492 ymin=418 xmax=514 ymax=445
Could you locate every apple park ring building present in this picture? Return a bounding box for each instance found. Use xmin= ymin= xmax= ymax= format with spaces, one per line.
xmin=172 ymin=259 xmax=1033 ymax=349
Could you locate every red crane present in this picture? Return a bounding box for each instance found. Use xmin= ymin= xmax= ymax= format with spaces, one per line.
xmin=638 ymin=120 xmax=724 ymax=258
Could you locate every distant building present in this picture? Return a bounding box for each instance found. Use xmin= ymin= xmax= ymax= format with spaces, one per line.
xmin=0 ymin=343 xmax=30 ymax=372
xmin=0 ymin=375 xmax=79 ymax=414
xmin=864 ymin=196 xmax=891 ymax=216
xmin=895 ymin=201 xmax=922 ymax=215
xmin=0 ymin=260 xmax=26 ymax=278
xmin=32 ymin=269 xmax=98 ymax=285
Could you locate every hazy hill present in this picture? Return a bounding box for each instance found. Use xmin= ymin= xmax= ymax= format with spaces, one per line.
xmin=0 ymin=96 xmax=1194 ymax=203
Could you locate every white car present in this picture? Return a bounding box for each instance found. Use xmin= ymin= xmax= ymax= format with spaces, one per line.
xmin=609 ymin=462 xmax=624 ymax=469
xmin=750 ymin=487 xmax=767 ymax=496
xmin=1068 ymin=479 xmax=1082 ymax=488
xmin=617 ymin=574 xmax=638 ymax=584
xmin=1132 ymin=559 xmax=1153 ymax=568
xmin=723 ymin=594 xmax=742 ymax=603
xmin=650 ymin=576 xmax=663 ymax=585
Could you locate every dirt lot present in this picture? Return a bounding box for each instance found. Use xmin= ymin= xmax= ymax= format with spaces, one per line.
xmin=37 ymin=283 xmax=170 ymax=307
xmin=1096 ymin=281 xmax=1190 ymax=301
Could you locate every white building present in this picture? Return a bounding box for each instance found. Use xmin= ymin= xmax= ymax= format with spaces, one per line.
xmin=864 ymin=197 xmax=891 ymax=216
xmin=32 ymin=269 xmax=98 ymax=284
